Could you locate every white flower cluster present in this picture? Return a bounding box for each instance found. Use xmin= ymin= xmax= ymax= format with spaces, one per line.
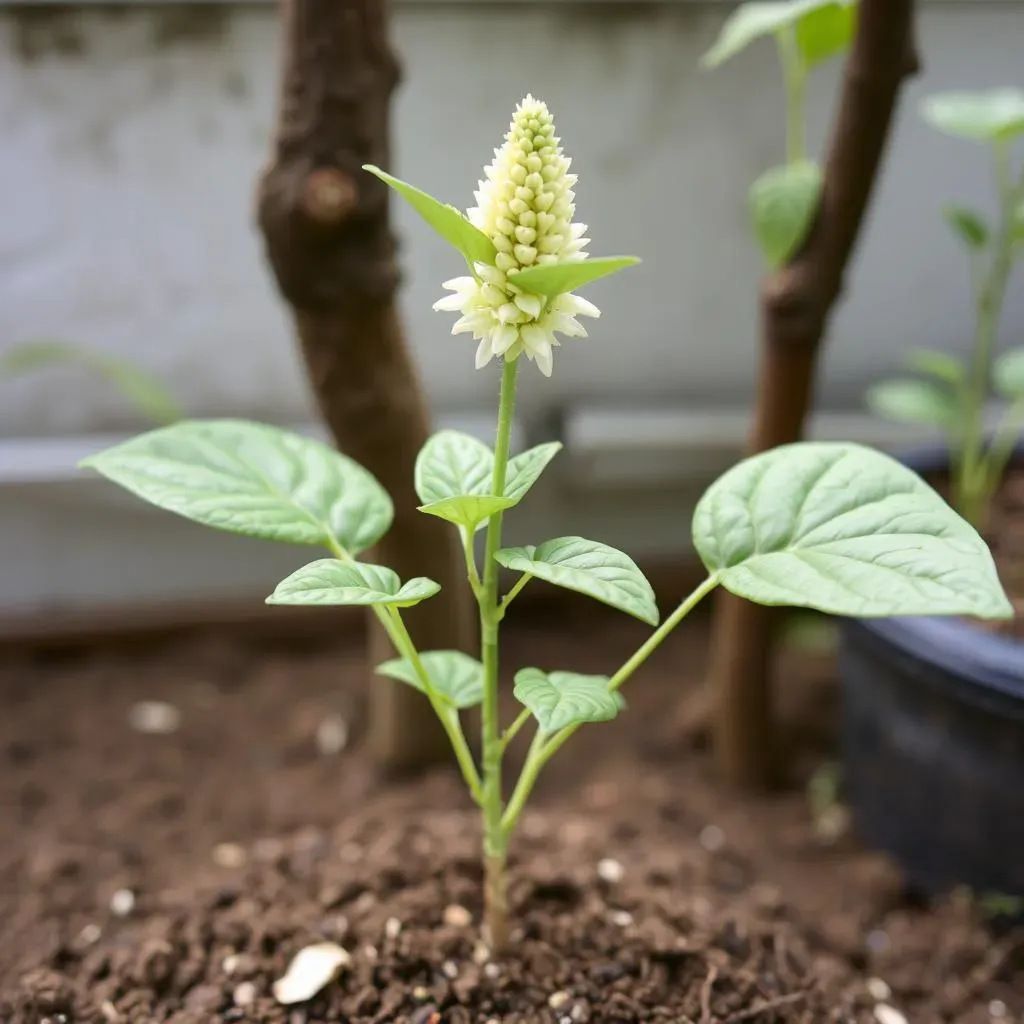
xmin=433 ymin=96 xmax=600 ymax=377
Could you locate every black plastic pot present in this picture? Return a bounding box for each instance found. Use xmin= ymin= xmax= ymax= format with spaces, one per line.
xmin=837 ymin=445 xmax=1024 ymax=901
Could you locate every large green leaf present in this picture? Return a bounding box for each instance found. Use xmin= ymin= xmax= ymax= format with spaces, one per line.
xmin=375 ymin=651 xmax=484 ymax=708
xmin=749 ymin=162 xmax=823 ymax=269
xmin=921 ymin=89 xmax=1024 ymax=143
xmin=907 ymin=348 xmax=965 ymax=386
xmin=513 ymin=668 xmax=624 ymax=734
xmin=494 ymin=537 xmax=659 ymax=626
xmin=267 ymin=559 xmax=439 ymax=608
xmin=419 ymin=494 xmax=517 ymax=532
xmin=0 ymin=340 xmax=182 ymax=425
xmin=701 ymin=0 xmax=846 ymax=69
xmin=943 ymin=205 xmax=990 ymax=250
xmin=692 ymin=442 xmax=1011 ymax=619
xmin=793 ymin=0 xmax=856 ymax=67
xmin=993 ymin=347 xmax=1024 ymax=400
xmin=362 ymin=165 xmax=497 ymax=267
xmin=508 ymin=256 xmax=640 ymax=299
xmin=866 ymin=378 xmax=958 ymax=426
xmin=81 ymin=420 xmax=393 ymax=555
xmin=415 ymin=431 xmax=560 ymax=529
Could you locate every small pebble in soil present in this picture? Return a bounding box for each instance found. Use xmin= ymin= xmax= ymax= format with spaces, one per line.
xmin=128 ymin=700 xmax=181 ymax=735
xmin=363 ymin=945 xmax=378 ymax=961
xmin=874 ymin=1005 xmax=908 ymax=1024
xmin=109 ymin=889 xmax=135 ymax=917
xmin=989 ymin=1000 xmax=1007 ymax=1018
xmin=472 ymin=942 xmax=490 ymax=965
xmin=212 ymin=842 xmax=248 ymax=869
xmin=272 ymin=942 xmax=350 ymax=1005
xmin=384 ymin=917 xmax=402 ymax=940
xmin=442 ymin=960 xmax=460 ymax=979
xmin=596 ymin=858 xmax=624 ymax=884
xmin=100 ymin=1000 xmax=120 ymax=1022
xmin=699 ymin=824 xmax=725 ymax=852
xmin=77 ymin=923 xmax=101 ymax=947
xmin=483 ymin=963 xmax=501 ymax=980
xmin=315 ymin=715 xmax=349 ymax=755
xmin=223 ymin=954 xmax=241 ymax=976
xmin=443 ymin=904 xmax=473 ymax=928
xmin=867 ymin=978 xmax=891 ymax=1002
xmin=548 ymin=991 xmax=571 ymax=1011
xmin=412 ymin=987 xmax=430 ymax=1002
xmin=233 ymin=983 xmax=257 ymax=1007
xmin=866 ymin=929 xmax=890 ymax=954
xmin=609 ymin=909 xmax=634 ymax=927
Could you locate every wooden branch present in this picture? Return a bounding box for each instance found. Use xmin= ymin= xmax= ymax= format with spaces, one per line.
xmin=707 ymin=0 xmax=920 ymax=790
xmin=256 ymin=0 xmax=473 ymax=772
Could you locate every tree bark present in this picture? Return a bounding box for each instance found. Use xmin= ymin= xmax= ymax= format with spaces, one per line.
xmin=708 ymin=0 xmax=920 ymax=791
xmin=256 ymin=0 xmax=473 ymax=771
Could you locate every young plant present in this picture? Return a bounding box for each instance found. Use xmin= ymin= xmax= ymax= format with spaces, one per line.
xmin=81 ymin=96 xmax=1011 ymax=951
xmin=703 ymin=0 xmax=858 ymax=269
xmin=867 ymin=88 xmax=1024 ymax=529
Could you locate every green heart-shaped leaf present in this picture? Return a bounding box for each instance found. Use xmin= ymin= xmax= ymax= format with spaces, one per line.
xmin=943 ymin=205 xmax=990 ymax=250
xmin=906 ymin=348 xmax=966 ymax=386
xmin=376 ymin=650 xmax=484 ymax=708
xmin=749 ymin=161 xmax=823 ymax=269
xmin=922 ymin=89 xmax=1024 ymax=143
xmin=415 ymin=430 xmax=494 ymax=505
xmin=505 ymin=442 xmax=562 ymax=502
xmin=362 ymin=165 xmax=497 ymax=267
xmin=267 ymin=559 xmax=440 ymax=608
xmin=494 ymin=537 xmax=659 ymax=626
xmin=993 ymin=347 xmax=1024 ymax=400
xmin=508 ymin=256 xmax=640 ymax=298
xmin=81 ymin=420 xmax=393 ymax=555
xmin=419 ymin=494 xmax=517 ymax=531
xmin=513 ymin=668 xmax=624 ymax=734
xmin=692 ymin=441 xmax=1011 ymax=619
xmin=866 ymin=378 xmax=958 ymax=426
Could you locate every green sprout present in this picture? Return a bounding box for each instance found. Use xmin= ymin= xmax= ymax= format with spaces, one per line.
xmin=866 ymin=88 xmax=1024 ymax=529
xmin=80 ymin=95 xmax=1010 ymax=951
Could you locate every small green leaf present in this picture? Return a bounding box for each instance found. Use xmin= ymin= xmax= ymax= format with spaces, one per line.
xmin=362 ymin=164 xmax=497 ymax=267
xmin=508 ymin=256 xmax=640 ymax=299
xmin=494 ymin=537 xmax=659 ymax=626
xmin=701 ymin=0 xmax=844 ymax=69
xmin=505 ymin=442 xmax=562 ymax=502
xmin=943 ymin=205 xmax=989 ymax=249
xmin=993 ymin=348 xmax=1024 ymax=400
xmin=267 ymin=559 xmax=440 ymax=608
xmin=692 ymin=441 xmax=1011 ymax=619
xmin=415 ymin=430 xmax=494 ymax=505
xmin=749 ymin=162 xmax=823 ymax=269
xmin=922 ymin=89 xmax=1024 ymax=143
xmin=513 ymin=668 xmax=624 ymax=734
xmin=793 ymin=0 xmax=856 ymax=68
xmin=866 ymin=378 xmax=957 ymax=426
xmin=907 ymin=348 xmax=966 ymax=386
xmin=419 ymin=494 xmax=517 ymax=531
xmin=375 ymin=650 xmax=484 ymax=708
xmin=0 ymin=340 xmax=182 ymax=425
xmin=81 ymin=420 xmax=393 ymax=555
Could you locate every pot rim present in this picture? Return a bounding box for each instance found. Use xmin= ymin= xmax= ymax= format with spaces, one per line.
xmin=844 ymin=441 xmax=1024 ymax=700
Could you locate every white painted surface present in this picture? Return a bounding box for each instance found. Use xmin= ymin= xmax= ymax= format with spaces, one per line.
xmin=0 ymin=1 xmax=1022 ymax=615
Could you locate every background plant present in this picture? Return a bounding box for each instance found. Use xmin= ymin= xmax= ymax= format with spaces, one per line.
xmin=867 ymin=88 xmax=1024 ymax=529
xmin=82 ymin=96 xmax=1009 ymax=952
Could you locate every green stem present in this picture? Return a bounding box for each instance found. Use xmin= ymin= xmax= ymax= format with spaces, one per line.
xmin=497 ymin=573 xmax=532 ymax=618
xmin=501 ymin=575 xmax=720 ymax=839
xmin=384 ymin=607 xmax=483 ymax=804
xmin=778 ymin=28 xmax=807 ymax=165
xmin=479 ymin=356 xmax=520 ymax=950
xmin=500 ymin=708 xmax=532 ymax=752
xmin=462 ymin=527 xmax=483 ymax=599
xmin=959 ymin=141 xmax=1021 ymax=526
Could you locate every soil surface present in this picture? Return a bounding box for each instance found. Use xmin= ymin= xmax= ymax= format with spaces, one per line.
xmin=1 ymin=615 xmax=1021 ymax=1024
xmin=979 ymin=467 xmax=1024 ymax=638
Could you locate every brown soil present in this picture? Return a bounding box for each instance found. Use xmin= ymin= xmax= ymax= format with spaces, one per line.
xmin=979 ymin=467 xmax=1024 ymax=638
xmin=1 ymin=615 xmax=1021 ymax=1024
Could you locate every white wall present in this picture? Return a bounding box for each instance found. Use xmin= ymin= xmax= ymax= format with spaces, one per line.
xmin=0 ymin=1 xmax=1022 ymax=615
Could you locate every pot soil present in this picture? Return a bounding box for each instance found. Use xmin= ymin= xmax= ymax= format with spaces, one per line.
xmin=2 ymin=616 xmax=1021 ymax=1023
xmin=839 ymin=447 xmax=1024 ymax=904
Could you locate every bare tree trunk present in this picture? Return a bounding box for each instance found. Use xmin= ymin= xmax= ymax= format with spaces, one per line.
xmin=256 ymin=0 xmax=473 ymax=771
xmin=708 ymin=0 xmax=920 ymax=791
